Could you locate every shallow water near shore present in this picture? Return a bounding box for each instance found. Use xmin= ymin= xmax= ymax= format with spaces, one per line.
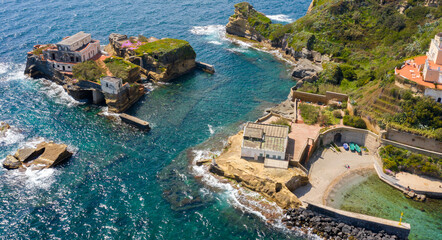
xmin=0 ymin=0 xmax=440 ymax=239
xmin=328 ymin=173 xmax=442 ymax=239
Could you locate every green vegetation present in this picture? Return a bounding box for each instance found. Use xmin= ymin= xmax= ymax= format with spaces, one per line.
xmin=104 ymin=57 xmax=139 ymax=83
xmin=299 ymin=103 xmax=342 ymax=126
xmin=72 ymin=61 xmax=105 ymax=82
xmin=238 ymin=1 xmax=442 ymax=138
xmin=235 ymin=1 xmax=442 ymax=138
xmin=299 ymin=103 xmax=320 ymax=124
xmin=134 ymin=38 xmax=194 ymax=58
xmin=32 ymin=45 xmax=51 ymax=55
xmin=270 ymin=118 xmax=291 ymax=132
xmin=234 ymin=2 xmax=283 ymax=40
xmin=343 ymin=115 xmax=367 ymax=129
xmin=379 ymin=145 xmax=441 ymax=179
xmin=320 ymin=107 xmax=341 ymax=126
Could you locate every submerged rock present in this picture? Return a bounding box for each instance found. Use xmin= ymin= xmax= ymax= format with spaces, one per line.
xmin=3 ymin=141 xmax=73 ymax=170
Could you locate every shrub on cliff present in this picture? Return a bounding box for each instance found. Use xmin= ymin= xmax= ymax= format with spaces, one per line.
xmin=104 ymin=57 xmax=139 ymax=83
xmin=72 ymin=61 xmax=105 ymax=82
xmin=343 ymin=115 xmax=366 ymax=129
xmin=134 ymin=38 xmax=195 ymax=60
xmin=270 ymin=118 xmax=291 ymax=132
xmin=380 ymin=145 xmax=441 ymax=178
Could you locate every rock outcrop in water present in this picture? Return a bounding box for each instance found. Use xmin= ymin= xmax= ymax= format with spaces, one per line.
xmin=225 ymin=3 xmax=267 ymax=42
xmin=0 ymin=122 xmax=10 ymax=137
xmin=3 ymin=141 xmax=73 ymax=170
xmin=209 ymin=132 xmax=308 ymax=209
xmin=106 ymin=33 xmax=197 ymax=82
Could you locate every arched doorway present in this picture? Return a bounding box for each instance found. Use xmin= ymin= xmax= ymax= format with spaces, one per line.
xmin=334 ymin=133 xmax=342 ymax=143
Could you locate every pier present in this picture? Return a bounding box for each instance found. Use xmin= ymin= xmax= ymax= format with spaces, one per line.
xmin=119 ymin=113 xmax=150 ymax=131
xmin=196 ymin=61 xmax=215 ymax=74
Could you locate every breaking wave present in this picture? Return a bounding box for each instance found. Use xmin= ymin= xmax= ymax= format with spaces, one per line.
xmin=0 ymin=62 xmax=27 ymax=82
xmin=190 ymin=25 xmax=228 ymax=45
xmin=0 ymin=125 xmax=25 ymax=146
xmin=0 ymin=137 xmax=77 ymax=191
xmin=189 ymin=147 xmax=321 ymax=239
xmin=36 ymin=79 xmax=82 ymax=108
xmin=267 ymin=14 xmax=293 ymax=23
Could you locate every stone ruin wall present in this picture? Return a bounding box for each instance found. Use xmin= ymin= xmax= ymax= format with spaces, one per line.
xmin=384 ymin=129 xmax=442 ymax=153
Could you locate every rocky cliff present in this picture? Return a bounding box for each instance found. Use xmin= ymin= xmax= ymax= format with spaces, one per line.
xmin=225 ymin=2 xmax=326 ymax=81
xmin=209 ymin=132 xmax=308 ymax=209
xmin=225 ymin=3 xmax=267 ymax=42
xmin=106 ymin=33 xmax=196 ymax=82
xmin=25 ymin=50 xmax=66 ymax=85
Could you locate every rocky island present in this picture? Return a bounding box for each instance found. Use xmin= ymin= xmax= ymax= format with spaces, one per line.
xmin=25 ymin=31 xmax=208 ymax=113
xmin=3 ymin=141 xmax=73 ymax=170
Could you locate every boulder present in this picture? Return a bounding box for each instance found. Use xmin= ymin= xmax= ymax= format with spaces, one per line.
xmin=3 ymin=141 xmax=73 ymax=170
xmin=3 ymin=155 xmax=22 ymax=169
xmin=14 ymin=147 xmax=41 ymax=162
xmin=291 ymin=59 xmax=322 ymax=80
xmin=30 ymin=142 xmax=72 ymax=168
xmin=0 ymin=122 xmax=10 ymax=137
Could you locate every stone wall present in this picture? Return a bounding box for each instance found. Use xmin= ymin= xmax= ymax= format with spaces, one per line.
xmin=264 ymin=158 xmax=289 ymax=169
xmin=320 ymin=127 xmax=381 ymax=152
xmin=385 ymin=128 xmax=442 ymax=153
xmin=306 ymin=202 xmax=410 ymax=239
xmin=290 ymin=90 xmax=348 ymax=105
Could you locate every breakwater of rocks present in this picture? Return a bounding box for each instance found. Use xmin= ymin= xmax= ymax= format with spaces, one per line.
xmin=283 ymin=208 xmax=403 ymax=240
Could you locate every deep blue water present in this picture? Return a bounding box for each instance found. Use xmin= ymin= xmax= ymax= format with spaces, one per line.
xmin=0 ymin=0 xmax=312 ymax=239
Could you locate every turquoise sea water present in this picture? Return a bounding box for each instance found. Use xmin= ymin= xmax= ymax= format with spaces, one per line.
xmin=0 ymin=0 xmax=440 ymax=239
xmin=328 ymin=173 xmax=442 ymax=240
xmin=0 ymin=0 xmax=311 ymax=239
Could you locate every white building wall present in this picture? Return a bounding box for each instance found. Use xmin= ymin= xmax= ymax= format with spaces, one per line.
xmin=80 ymin=41 xmax=100 ymax=61
xmin=51 ymin=61 xmax=75 ymax=72
xmin=427 ymin=38 xmax=442 ymax=65
xmin=424 ymin=88 xmax=442 ymax=103
xmin=241 ymin=147 xmax=264 ymax=159
xmin=101 ymin=78 xmax=123 ymax=94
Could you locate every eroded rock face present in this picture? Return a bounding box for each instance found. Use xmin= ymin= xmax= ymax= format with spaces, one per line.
xmin=291 ymin=59 xmax=323 ymax=80
xmin=225 ymin=3 xmax=265 ymax=42
xmin=3 ymin=155 xmax=22 ymax=169
xmin=3 ymin=141 xmax=73 ymax=170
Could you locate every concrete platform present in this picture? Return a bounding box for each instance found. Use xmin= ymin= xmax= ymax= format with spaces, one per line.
xmin=119 ymin=113 xmax=150 ymax=131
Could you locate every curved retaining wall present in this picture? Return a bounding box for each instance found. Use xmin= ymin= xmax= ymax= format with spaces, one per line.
xmin=319 ymin=127 xmax=381 ymax=152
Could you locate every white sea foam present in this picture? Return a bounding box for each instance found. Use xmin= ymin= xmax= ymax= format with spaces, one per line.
xmin=0 ymin=62 xmax=27 ymax=82
xmin=36 ymin=79 xmax=82 ymax=107
xmin=189 ymin=147 xmax=321 ymax=239
xmin=267 ymin=14 xmax=293 ymax=23
xmin=208 ymin=41 xmax=222 ymax=45
xmin=98 ymin=107 xmax=121 ymax=122
xmin=208 ymin=125 xmax=215 ymax=135
xmin=190 ymin=25 xmax=229 ymax=45
xmin=1 ymin=138 xmax=77 ymax=190
xmin=0 ymin=125 xmax=25 ymax=146
xmin=190 ymin=25 xmax=225 ymax=37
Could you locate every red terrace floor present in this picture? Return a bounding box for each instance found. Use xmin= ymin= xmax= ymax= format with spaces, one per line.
xmin=396 ymin=56 xmax=442 ymax=90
